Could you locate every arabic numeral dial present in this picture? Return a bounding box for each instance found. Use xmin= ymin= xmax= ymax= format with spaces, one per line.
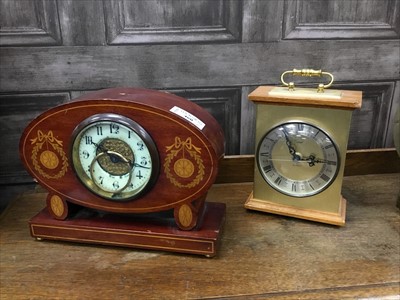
xmin=71 ymin=114 xmax=159 ymax=201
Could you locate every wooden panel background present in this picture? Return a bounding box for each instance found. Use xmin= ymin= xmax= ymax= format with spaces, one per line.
xmin=0 ymin=0 xmax=399 ymax=185
xmin=284 ymin=0 xmax=400 ymax=39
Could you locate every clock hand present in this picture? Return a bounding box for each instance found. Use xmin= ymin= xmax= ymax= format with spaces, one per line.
xmin=266 ymin=158 xmax=309 ymax=162
xmin=91 ymin=141 xmax=150 ymax=170
xmin=105 ymin=152 xmax=151 ymax=172
xmin=101 ymin=150 xmax=133 ymax=167
xmin=131 ymin=162 xmax=151 ymax=169
xmin=266 ymin=156 xmax=334 ymax=166
xmin=300 ymin=155 xmax=335 ymax=167
xmin=91 ymin=141 xmax=107 ymax=153
xmin=282 ymin=128 xmax=301 ymax=161
xmin=309 ymin=154 xmax=321 ymax=167
xmin=113 ymin=154 xmax=150 ymax=170
xmin=91 ymin=141 xmax=133 ymax=165
xmin=107 ymin=154 xmax=150 ymax=170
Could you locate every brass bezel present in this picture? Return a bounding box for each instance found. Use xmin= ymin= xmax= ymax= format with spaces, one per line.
xmin=256 ymin=120 xmax=341 ymax=198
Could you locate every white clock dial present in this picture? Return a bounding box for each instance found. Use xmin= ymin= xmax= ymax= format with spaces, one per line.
xmin=257 ymin=122 xmax=340 ymax=197
xmin=71 ymin=114 xmax=159 ymax=201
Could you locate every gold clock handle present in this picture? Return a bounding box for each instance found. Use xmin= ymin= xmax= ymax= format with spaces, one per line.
xmin=280 ymin=69 xmax=334 ymax=92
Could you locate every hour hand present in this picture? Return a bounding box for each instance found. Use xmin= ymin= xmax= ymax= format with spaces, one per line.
xmin=91 ymin=141 xmax=107 ymax=153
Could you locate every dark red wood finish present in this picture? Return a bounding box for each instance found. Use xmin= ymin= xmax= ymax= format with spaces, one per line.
xmin=20 ymin=88 xmax=225 ymax=215
xmin=29 ymin=202 xmax=226 ymax=257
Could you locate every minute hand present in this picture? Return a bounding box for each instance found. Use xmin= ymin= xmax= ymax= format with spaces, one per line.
xmin=131 ymin=162 xmax=151 ymax=169
xmin=282 ymin=128 xmax=299 ymax=160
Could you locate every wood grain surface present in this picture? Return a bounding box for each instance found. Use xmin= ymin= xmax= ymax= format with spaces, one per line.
xmin=1 ymin=173 xmax=399 ymax=299
xmin=1 ymin=40 xmax=398 ymax=92
xmin=248 ymin=85 xmax=362 ymax=109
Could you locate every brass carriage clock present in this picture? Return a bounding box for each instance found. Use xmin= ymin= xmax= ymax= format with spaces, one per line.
xmin=245 ymin=69 xmax=362 ymax=226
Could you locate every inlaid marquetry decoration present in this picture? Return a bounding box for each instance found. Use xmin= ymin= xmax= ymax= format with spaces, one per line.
xmin=20 ymin=88 xmax=226 ymax=256
xmin=164 ymin=137 xmax=205 ymax=188
xmin=49 ymin=195 xmax=64 ymax=218
xmin=30 ymin=130 xmax=68 ymax=179
xmin=177 ymin=204 xmax=193 ymax=228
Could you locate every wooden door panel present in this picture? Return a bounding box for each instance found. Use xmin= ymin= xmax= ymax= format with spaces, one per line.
xmin=58 ymin=0 xmax=106 ymax=46
xmin=242 ymin=0 xmax=284 ymax=42
xmin=284 ymin=0 xmax=400 ymax=39
xmin=332 ymin=83 xmax=395 ymax=149
xmin=0 ymin=0 xmax=61 ymax=46
xmin=1 ymin=40 xmax=398 ymax=92
xmin=104 ymin=0 xmax=241 ymax=44
xmin=240 ymin=86 xmax=256 ymax=154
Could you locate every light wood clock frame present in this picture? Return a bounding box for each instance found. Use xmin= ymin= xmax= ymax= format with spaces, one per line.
xmin=245 ymin=69 xmax=362 ymax=226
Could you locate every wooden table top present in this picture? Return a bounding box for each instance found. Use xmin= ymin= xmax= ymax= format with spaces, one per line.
xmin=1 ymin=173 xmax=399 ymax=299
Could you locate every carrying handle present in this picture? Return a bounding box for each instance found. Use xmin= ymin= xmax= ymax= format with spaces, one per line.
xmin=280 ymin=69 xmax=334 ymax=92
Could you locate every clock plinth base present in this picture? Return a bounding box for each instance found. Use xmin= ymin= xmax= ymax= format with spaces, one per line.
xmin=245 ymin=192 xmax=346 ymax=226
xmin=29 ymin=202 xmax=226 ymax=257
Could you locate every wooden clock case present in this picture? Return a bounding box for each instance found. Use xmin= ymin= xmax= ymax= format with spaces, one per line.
xmin=20 ymin=88 xmax=226 ymax=256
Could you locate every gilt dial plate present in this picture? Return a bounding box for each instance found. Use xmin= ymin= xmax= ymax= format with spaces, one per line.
xmin=71 ymin=114 xmax=159 ymax=201
xmin=257 ymin=122 xmax=340 ymax=197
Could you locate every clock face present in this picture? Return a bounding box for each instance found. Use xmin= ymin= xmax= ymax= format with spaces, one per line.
xmin=257 ymin=122 xmax=340 ymax=197
xmin=71 ymin=113 xmax=159 ymax=201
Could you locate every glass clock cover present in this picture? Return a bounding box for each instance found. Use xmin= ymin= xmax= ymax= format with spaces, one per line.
xmin=71 ymin=114 xmax=159 ymax=201
xmin=257 ymin=122 xmax=340 ymax=197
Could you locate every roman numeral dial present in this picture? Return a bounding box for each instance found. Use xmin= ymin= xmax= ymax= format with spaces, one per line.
xmin=256 ymin=122 xmax=340 ymax=197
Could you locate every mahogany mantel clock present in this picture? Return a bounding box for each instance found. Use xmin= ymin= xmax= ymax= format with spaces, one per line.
xmin=245 ymin=69 xmax=362 ymax=226
xmin=20 ymin=88 xmax=225 ymax=256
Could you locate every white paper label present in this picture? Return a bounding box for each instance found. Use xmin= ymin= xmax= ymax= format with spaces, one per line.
xmin=170 ymin=106 xmax=205 ymax=130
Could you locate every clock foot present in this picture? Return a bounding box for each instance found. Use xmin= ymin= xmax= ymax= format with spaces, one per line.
xmin=173 ymin=195 xmax=206 ymax=230
xmin=46 ymin=193 xmax=79 ymax=220
xmin=46 ymin=193 xmax=68 ymax=220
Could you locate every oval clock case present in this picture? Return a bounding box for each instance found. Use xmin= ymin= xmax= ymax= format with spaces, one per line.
xmin=20 ymin=88 xmax=225 ymax=230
